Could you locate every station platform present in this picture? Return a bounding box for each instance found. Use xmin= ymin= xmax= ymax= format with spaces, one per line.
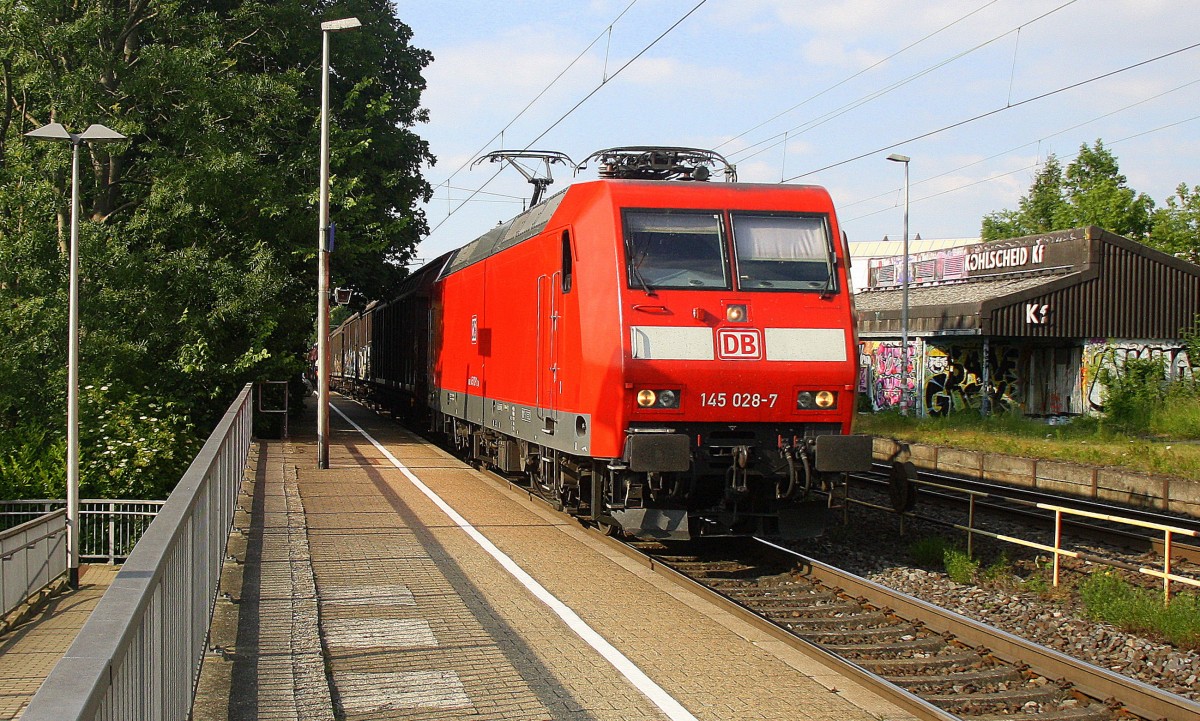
xmin=194 ymin=396 xmax=916 ymax=721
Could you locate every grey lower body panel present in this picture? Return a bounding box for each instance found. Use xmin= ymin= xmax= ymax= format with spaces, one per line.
xmin=609 ymin=508 xmax=690 ymax=541
xmin=437 ymin=389 xmax=592 ymax=457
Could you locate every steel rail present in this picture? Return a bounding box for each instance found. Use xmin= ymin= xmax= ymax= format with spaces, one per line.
xmin=866 ymin=460 xmax=1200 ymax=531
xmin=483 ymin=457 xmax=1200 ymax=721
xmin=345 ymin=403 xmax=958 ymax=721
xmin=369 ymin=393 xmax=1195 ymax=715
xmin=856 ymin=469 xmax=1200 ymax=556
xmin=448 ymin=443 xmax=948 ymax=721
xmin=754 ymin=537 xmax=1200 ymax=721
xmin=589 ymin=528 xmax=960 ymax=721
xmin=849 ymin=467 xmax=1200 ymax=576
xmin=370 ymin=401 xmax=1197 ymax=721
xmin=473 ymin=460 xmax=959 ymax=721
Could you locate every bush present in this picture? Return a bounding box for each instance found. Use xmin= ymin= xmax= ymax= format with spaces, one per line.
xmin=0 ymin=383 xmax=201 ymax=501
xmin=79 ymin=383 xmax=199 ymax=499
xmin=944 ymin=548 xmax=980 ymax=584
xmin=1101 ymin=357 xmax=1166 ymax=433
xmin=0 ymin=425 xmax=65 ymax=500
xmin=1152 ymin=380 xmax=1200 ymax=439
xmin=1079 ymin=572 xmax=1200 ymax=649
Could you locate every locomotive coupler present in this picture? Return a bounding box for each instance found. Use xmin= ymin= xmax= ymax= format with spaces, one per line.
xmin=646 ymin=470 xmax=685 ymax=502
xmin=726 ymin=445 xmax=751 ymax=496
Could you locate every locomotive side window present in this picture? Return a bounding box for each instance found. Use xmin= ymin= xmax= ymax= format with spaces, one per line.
xmin=561 ymin=229 xmax=573 ymax=293
xmin=731 ymin=213 xmax=835 ymax=291
xmin=623 ymin=210 xmax=728 ymax=291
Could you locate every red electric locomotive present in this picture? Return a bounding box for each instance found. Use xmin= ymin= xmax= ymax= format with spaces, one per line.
xmin=332 ymin=147 xmax=872 ymax=539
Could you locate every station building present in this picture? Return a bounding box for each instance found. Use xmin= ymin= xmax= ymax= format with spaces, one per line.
xmin=853 ymin=226 xmax=1200 ymax=417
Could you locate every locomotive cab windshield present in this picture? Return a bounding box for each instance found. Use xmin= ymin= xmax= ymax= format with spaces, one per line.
xmin=624 ymin=210 xmax=728 ymax=291
xmin=731 ymin=213 xmax=835 ymax=292
xmin=622 ymin=208 xmax=837 ymax=294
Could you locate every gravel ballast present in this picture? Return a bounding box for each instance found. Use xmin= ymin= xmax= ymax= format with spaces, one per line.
xmin=804 ymin=505 xmax=1200 ymax=702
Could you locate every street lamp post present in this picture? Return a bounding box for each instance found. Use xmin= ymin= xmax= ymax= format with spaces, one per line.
xmin=886 ymin=153 xmax=911 ymax=416
xmin=25 ymin=122 xmax=127 ymax=588
xmin=317 ymin=17 xmax=362 ymax=469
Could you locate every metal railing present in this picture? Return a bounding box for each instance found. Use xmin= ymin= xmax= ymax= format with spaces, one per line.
xmin=845 ymin=474 xmax=1200 ymax=602
xmin=1 ymin=509 xmax=67 ymax=619
xmin=22 ymin=383 xmax=254 ymax=721
xmin=1 ymin=500 xmax=164 ymax=563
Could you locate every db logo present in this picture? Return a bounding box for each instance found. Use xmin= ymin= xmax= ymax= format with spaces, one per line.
xmin=716 ymin=328 xmax=762 ymax=360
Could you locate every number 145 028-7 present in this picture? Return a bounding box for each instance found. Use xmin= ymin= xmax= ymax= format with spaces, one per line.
xmin=699 ymin=392 xmax=778 ymax=408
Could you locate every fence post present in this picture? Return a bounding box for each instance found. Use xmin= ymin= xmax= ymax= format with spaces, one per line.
xmin=108 ymin=502 xmax=116 ymax=564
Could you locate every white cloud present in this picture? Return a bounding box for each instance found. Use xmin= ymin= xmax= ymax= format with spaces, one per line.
xmin=401 ymin=0 xmax=1200 ymax=248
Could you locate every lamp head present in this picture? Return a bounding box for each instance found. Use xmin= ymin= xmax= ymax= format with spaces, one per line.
xmin=79 ymin=124 xmax=127 ymax=143
xmin=886 ymin=153 xmax=911 ymax=164
xmin=26 ymin=122 xmax=126 ymax=144
xmin=321 ymin=17 xmax=362 ymax=32
xmin=25 ymin=123 xmax=73 ymax=141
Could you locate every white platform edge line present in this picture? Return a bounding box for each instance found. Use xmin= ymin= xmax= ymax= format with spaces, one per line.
xmin=332 ymin=404 xmax=697 ymax=721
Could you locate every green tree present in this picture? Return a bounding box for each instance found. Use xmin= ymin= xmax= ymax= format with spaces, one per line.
xmin=1149 ymin=183 xmax=1200 ymax=263
xmin=0 ymin=0 xmax=433 ymax=499
xmin=982 ymin=155 xmax=1066 ymax=240
xmin=1061 ymin=141 xmax=1153 ymax=239
xmin=981 ymin=141 xmax=1155 ymax=241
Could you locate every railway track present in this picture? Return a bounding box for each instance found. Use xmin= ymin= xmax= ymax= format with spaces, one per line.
xmin=848 ymin=462 xmax=1200 ymax=566
xmin=612 ymin=535 xmax=1200 ymax=721
xmin=399 ymin=409 xmax=1198 ymax=720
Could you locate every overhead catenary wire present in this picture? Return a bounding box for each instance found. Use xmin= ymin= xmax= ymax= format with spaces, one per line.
xmin=714 ymin=0 xmax=1004 ymax=154
xmin=426 ymin=0 xmax=640 ymax=196
xmin=728 ymin=0 xmax=1082 ymax=166
xmin=843 ymin=113 xmax=1200 ymax=224
xmin=784 ymin=40 xmax=1200 ymax=183
xmin=426 ymin=0 xmax=708 ymax=239
xmin=838 ymin=76 xmax=1200 ymax=214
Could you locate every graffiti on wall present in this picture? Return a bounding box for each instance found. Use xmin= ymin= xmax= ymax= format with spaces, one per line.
xmin=923 ymin=344 xmax=1020 ymax=416
xmin=859 ymin=341 xmax=1021 ymax=416
xmin=859 ymin=340 xmax=920 ymax=412
xmin=1082 ymin=341 xmax=1193 ymax=411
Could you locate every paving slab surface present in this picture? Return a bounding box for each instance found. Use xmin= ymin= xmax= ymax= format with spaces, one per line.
xmin=195 ymin=397 xmax=915 ymax=721
xmin=0 ymin=565 xmax=118 ymax=721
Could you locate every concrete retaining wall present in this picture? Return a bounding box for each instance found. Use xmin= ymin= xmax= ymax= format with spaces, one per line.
xmin=873 ymin=437 xmax=1199 ymax=520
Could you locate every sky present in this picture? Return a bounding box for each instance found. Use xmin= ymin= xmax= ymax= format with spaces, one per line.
xmin=389 ymin=0 xmax=1200 ymax=263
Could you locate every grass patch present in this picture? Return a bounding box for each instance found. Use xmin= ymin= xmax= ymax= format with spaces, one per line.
xmin=908 ymin=536 xmax=954 ymax=568
xmin=1022 ymin=568 xmax=1050 ymax=595
xmin=853 ymin=410 xmax=1200 ymax=481
xmin=944 ymin=548 xmax=980 ymax=584
xmin=982 ymin=552 xmax=1013 ymax=582
xmin=1078 ymin=572 xmax=1200 ymax=649
xmin=907 ymin=537 xmax=981 ymax=584
xmin=1153 ymin=386 xmax=1200 ymax=438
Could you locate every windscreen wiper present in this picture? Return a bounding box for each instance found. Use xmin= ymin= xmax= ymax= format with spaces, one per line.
xmin=819 ymin=252 xmax=837 ymax=299
xmin=630 ymin=249 xmax=656 ymax=296
xmin=631 ymin=263 xmax=656 ymax=296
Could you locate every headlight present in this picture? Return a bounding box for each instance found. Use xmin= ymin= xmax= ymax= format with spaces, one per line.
xmin=636 ymin=389 xmax=681 ymax=409
xmin=726 ymin=304 xmax=748 ymax=323
xmin=798 ymin=390 xmax=837 ymax=410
